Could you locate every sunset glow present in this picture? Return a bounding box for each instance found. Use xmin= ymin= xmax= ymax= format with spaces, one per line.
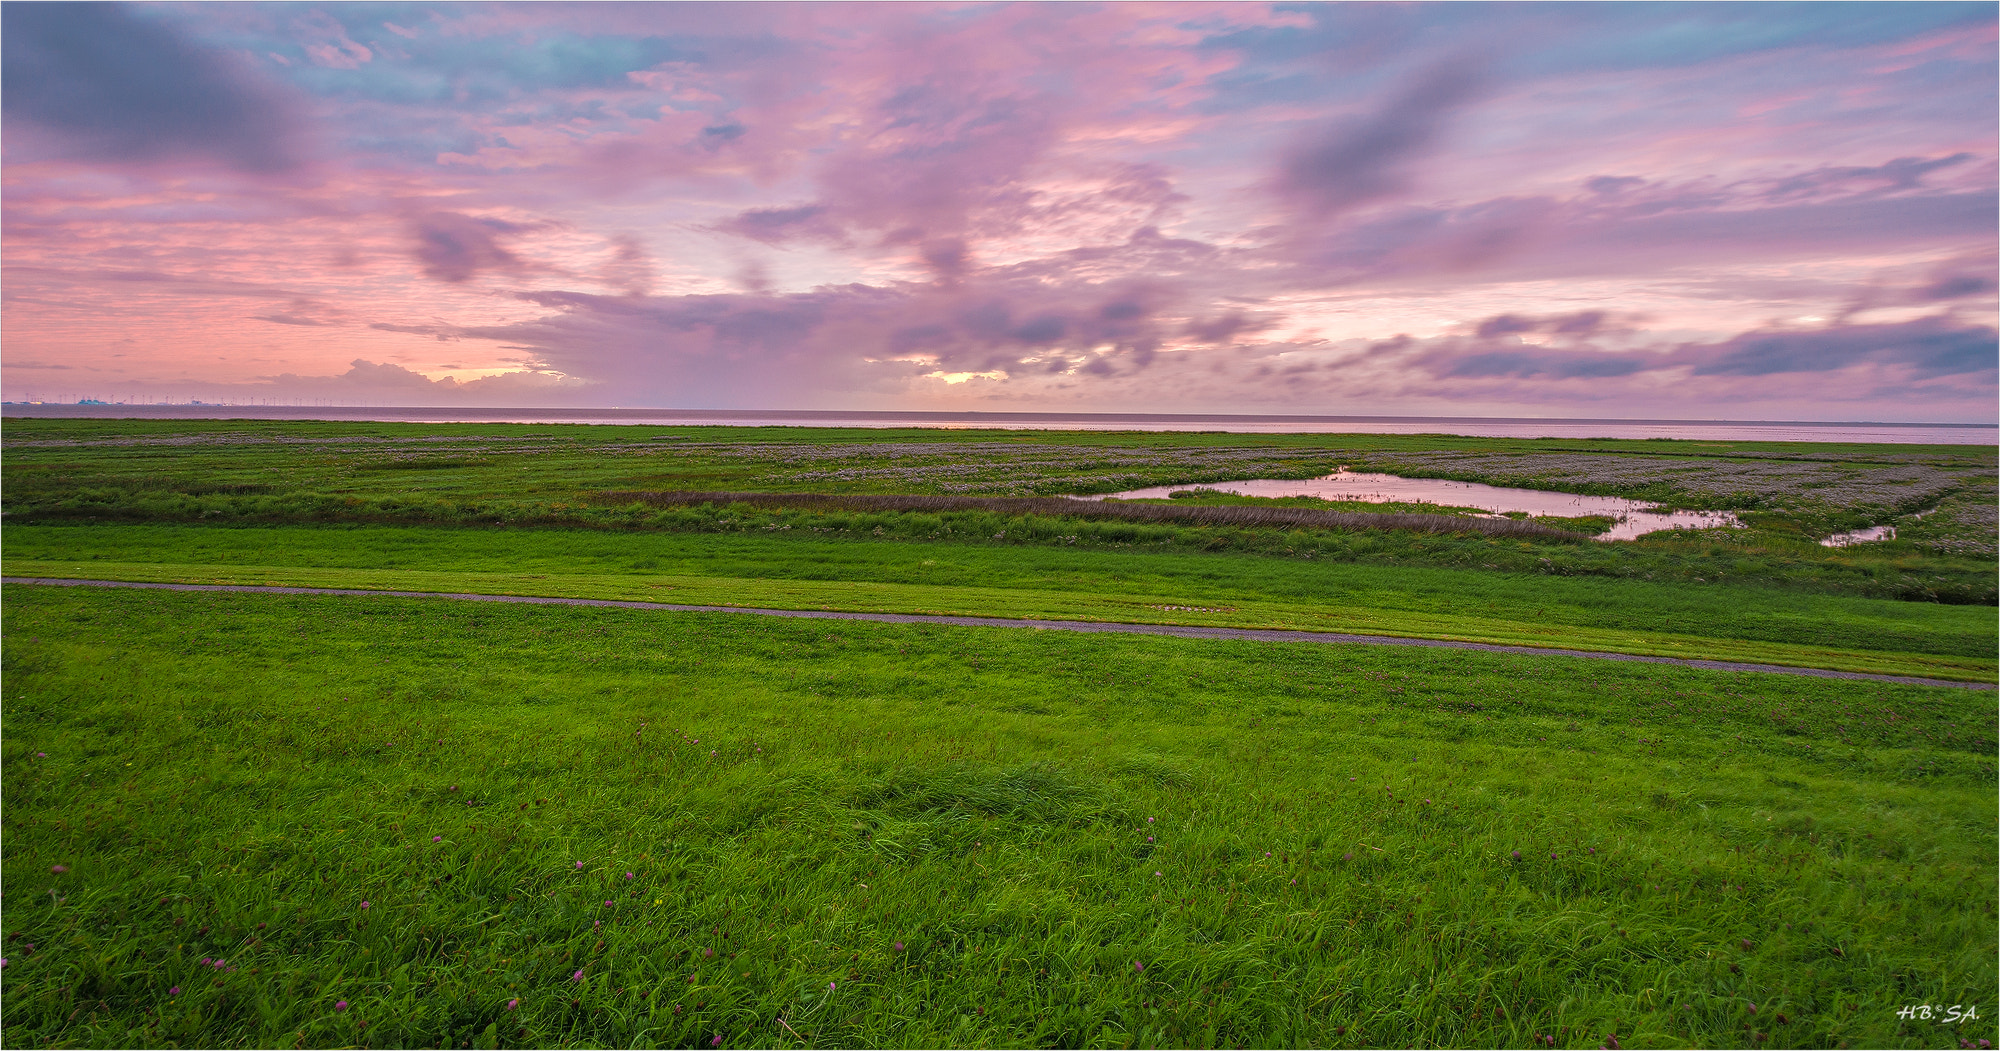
xmin=3 ymin=2 xmax=1994 ymax=419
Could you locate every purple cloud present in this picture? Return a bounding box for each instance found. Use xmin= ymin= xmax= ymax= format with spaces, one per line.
xmin=1405 ymin=312 xmax=1996 ymax=385
xmin=715 ymin=204 xmax=837 ymax=246
xmin=408 ymin=212 xmax=529 ymax=283
xmin=1761 ymin=153 xmax=1975 ymax=202
xmin=1279 ymin=169 xmax=1992 ymax=290
xmin=596 ymin=235 xmax=657 ymax=297
xmin=1689 ymin=316 xmax=1996 ymax=379
xmin=2 ymin=2 xmax=303 ymax=173
xmin=1275 ymin=61 xmax=1486 ymax=220
xmin=1914 ymin=256 xmax=1997 ymax=301
xmin=1472 ymin=312 xmax=1611 ymax=340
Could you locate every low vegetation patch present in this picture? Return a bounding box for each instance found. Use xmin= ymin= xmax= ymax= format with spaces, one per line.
xmin=597 ymin=489 xmax=1582 ymax=539
xmin=6 ymin=418 xmax=1991 ymax=604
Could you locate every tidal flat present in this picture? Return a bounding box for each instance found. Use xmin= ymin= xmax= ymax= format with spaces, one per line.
xmin=1 ymin=418 xmax=1995 ymax=1048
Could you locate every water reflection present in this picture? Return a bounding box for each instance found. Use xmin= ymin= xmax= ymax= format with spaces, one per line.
xmin=1821 ymin=525 xmax=1896 ymax=547
xmin=1087 ymin=470 xmax=1743 ymax=541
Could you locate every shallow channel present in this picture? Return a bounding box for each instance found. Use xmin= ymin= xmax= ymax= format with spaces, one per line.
xmin=1086 ymin=470 xmax=1743 ymax=541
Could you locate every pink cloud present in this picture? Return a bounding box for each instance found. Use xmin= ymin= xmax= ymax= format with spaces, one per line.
xmin=3 ymin=3 xmax=1993 ymax=421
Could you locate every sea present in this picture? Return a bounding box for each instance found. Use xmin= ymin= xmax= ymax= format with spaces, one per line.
xmin=2 ymin=404 xmax=1994 ymax=445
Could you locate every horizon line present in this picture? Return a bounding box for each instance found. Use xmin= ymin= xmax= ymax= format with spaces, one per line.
xmin=3 ymin=403 xmax=1995 ymax=429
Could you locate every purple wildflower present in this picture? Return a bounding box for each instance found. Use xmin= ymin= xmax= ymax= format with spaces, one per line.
xmin=432 ymin=836 xmax=442 ymax=843
xmin=359 ymin=901 xmax=370 ymax=910
xmin=507 ymin=998 xmax=518 ymax=1010
xmin=625 ymin=872 xmax=635 ymax=879
xmin=335 ymin=1001 xmax=349 ymax=1011
xmin=1512 ymin=851 xmax=1521 ymax=859
xmin=1133 ymin=961 xmax=1144 ymax=972
xmin=167 ymin=985 xmax=178 ymax=995
xmin=893 ymin=941 xmax=904 ymax=952
xmin=49 ymin=865 xmax=67 ymax=875
xmin=571 ymin=969 xmax=584 ymax=982
xmin=710 ymin=1037 xmax=722 ymax=1048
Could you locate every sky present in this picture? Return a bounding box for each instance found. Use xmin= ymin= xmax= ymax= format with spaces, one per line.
xmin=3 ymin=1 xmax=1995 ymax=420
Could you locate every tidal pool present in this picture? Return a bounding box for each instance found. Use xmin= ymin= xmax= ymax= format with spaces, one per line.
xmin=1088 ymin=470 xmax=1743 ymax=541
xmin=1821 ymin=525 xmax=1896 ymax=547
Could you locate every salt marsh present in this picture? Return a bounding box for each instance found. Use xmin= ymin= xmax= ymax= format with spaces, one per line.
xmin=1094 ymin=471 xmax=1745 ymax=541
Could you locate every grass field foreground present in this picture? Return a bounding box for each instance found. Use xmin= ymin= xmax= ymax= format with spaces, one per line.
xmin=2 ymin=584 xmax=1995 ymax=1048
xmin=6 ymin=524 xmax=1994 ymax=682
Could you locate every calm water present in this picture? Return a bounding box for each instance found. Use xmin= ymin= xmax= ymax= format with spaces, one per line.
xmin=2 ymin=405 xmax=1994 ymax=445
xmin=1821 ymin=525 xmax=1897 ymax=547
xmin=1089 ymin=471 xmax=1743 ymax=541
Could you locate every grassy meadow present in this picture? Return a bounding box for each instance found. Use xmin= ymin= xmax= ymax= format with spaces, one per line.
xmin=3 ymin=584 xmax=1995 ymax=1049
xmin=2 ymin=416 xmax=1996 ymax=1048
xmin=5 ymin=417 xmax=1994 ymax=605
xmin=5 ymin=522 xmax=1995 ymax=681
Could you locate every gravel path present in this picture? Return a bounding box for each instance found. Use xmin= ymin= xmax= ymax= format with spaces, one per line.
xmin=6 ymin=576 xmax=1990 ymax=690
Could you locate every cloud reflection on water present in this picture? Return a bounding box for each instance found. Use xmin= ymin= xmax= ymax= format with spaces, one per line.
xmin=1091 ymin=470 xmax=1743 ymax=541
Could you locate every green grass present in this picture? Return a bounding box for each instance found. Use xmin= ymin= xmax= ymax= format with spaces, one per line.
xmin=4 ymin=418 xmax=1995 ymax=1047
xmin=6 ymin=418 xmax=1995 ymax=605
xmin=2 ymin=583 xmax=1994 ymax=1049
xmin=6 ymin=524 xmax=1994 ymax=682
